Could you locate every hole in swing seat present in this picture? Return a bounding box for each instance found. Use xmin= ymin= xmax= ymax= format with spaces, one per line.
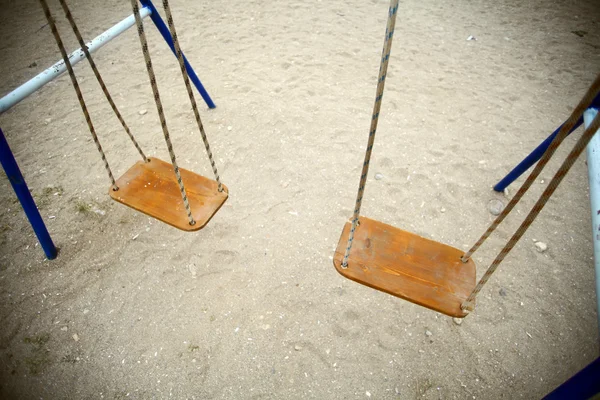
xmin=109 ymin=157 xmax=228 ymax=232
xmin=333 ymin=217 xmax=476 ymax=318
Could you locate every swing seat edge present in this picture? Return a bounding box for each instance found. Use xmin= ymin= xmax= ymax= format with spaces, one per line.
xmin=333 ymin=216 xmax=476 ymax=318
xmin=109 ymin=157 xmax=228 ymax=231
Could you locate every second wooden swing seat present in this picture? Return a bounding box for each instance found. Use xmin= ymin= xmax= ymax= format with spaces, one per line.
xmin=334 ymin=218 xmax=475 ymax=318
xmin=332 ymin=2 xmax=475 ymax=318
xmin=335 ymin=0 xmax=600 ymax=318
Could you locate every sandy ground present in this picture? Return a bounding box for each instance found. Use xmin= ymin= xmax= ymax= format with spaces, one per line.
xmin=1 ymin=0 xmax=599 ymax=398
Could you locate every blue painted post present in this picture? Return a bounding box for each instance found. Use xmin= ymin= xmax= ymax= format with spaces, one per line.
xmin=544 ymin=357 xmax=600 ymax=399
xmin=494 ymin=93 xmax=600 ymax=192
xmin=139 ymin=0 xmax=216 ymax=109
xmin=493 ymin=119 xmax=583 ymax=192
xmin=0 ymin=127 xmax=57 ymax=260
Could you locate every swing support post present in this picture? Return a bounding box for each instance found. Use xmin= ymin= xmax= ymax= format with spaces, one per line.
xmin=583 ymin=107 xmax=600 ymax=336
xmin=0 ymin=127 xmax=57 ymax=260
xmin=138 ymin=0 xmax=216 ymax=109
xmin=0 ymin=6 xmax=152 ymax=114
xmin=0 ymin=1 xmax=215 ymax=115
xmin=493 ymin=119 xmax=583 ymax=192
xmin=493 ymin=92 xmax=600 ymax=192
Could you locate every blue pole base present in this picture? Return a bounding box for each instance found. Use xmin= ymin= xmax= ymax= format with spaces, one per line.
xmin=494 ymin=93 xmax=600 ymax=192
xmin=0 ymin=127 xmax=57 ymax=260
xmin=493 ymin=119 xmax=583 ymax=192
xmin=544 ymin=357 xmax=600 ymax=399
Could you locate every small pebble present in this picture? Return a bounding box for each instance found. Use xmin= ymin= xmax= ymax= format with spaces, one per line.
xmin=452 ymin=317 xmax=463 ymax=325
xmin=72 ymin=333 xmax=79 ymax=342
xmin=488 ymin=199 xmax=505 ymax=216
xmin=425 ymin=330 xmax=432 ymax=337
xmin=366 ymin=391 xmax=371 ymax=397
xmin=138 ymin=109 xmax=147 ymax=115
xmin=374 ymin=173 xmax=383 ymax=180
xmin=535 ymin=242 xmax=548 ymax=253
xmin=61 ymin=326 xmax=68 ymax=332
xmin=227 ymin=126 xmax=233 ymax=131
xmin=499 ymin=288 xmax=507 ymax=297
xmin=294 ymin=345 xmax=302 ymax=351
xmin=467 ymin=35 xmax=477 ymax=41
xmin=440 ymin=207 xmax=446 ymax=213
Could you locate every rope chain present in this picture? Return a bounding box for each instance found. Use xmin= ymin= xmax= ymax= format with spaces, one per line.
xmin=462 ymin=110 xmax=600 ymax=311
xmin=161 ymin=0 xmax=223 ymax=192
xmin=58 ymin=0 xmax=148 ymax=163
xmin=38 ymin=0 xmax=117 ymax=190
xmin=462 ymin=73 xmax=600 ymax=262
xmin=130 ymin=0 xmax=195 ymax=225
xmin=341 ymin=0 xmax=399 ymax=268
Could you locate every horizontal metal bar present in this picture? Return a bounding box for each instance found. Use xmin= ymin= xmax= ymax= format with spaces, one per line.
xmin=0 ymin=6 xmax=152 ymax=114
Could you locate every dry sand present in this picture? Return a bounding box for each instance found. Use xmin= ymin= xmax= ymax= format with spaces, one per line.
xmin=1 ymin=0 xmax=599 ymax=398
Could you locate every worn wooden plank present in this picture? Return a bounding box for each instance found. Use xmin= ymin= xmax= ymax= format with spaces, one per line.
xmin=109 ymin=157 xmax=228 ymax=231
xmin=333 ymin=217 xmax=476 ymax=317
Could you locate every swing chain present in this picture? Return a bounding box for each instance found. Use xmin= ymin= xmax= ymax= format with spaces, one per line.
xmin=38 ymin=0 xmax=118 ymax=191
xmin=161 ymin=0 xmax=224 ymax=193
xmin=58 ymin=0 xmax=148 ymax=164
xmin=460 ymin=73 xmax=600 ymax=309
xmin=461 ymin=74 xmax=600 ymax=264
xmin=461 ymin=85 xmax=600 ymax=311
xmin=130 ymin=0 xmax=195 ymax=226
xmin=342 ymin=0 xmax=400 ymax=268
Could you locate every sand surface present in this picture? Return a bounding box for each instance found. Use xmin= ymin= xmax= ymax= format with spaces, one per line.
xmin=1 ymin=0 xmax=599 ymax=398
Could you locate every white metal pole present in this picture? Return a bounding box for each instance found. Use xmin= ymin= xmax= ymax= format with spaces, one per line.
xmin=584 ymin=107 xmax=600 ymax=336
xmin=0 ymin=6 xmax=151 ymax=115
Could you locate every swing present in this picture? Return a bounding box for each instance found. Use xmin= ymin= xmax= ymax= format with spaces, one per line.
xmin=335 ymin=0 xmax=600 ymax=317
xmin=109 ymin=157 xmax=227 ymax=231
xmin=40 ymin=0 xmax=227 ymax=231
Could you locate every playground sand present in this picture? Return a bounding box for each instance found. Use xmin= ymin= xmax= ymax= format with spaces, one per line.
xmin=0 ymin=0 xmax=599 ymax=398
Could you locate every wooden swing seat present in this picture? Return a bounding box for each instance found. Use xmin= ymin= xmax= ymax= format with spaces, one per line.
xmin=109 ymin=157 xmax=228 ymax=231
xmin=333 ymin=217 xmax=476 ymax=318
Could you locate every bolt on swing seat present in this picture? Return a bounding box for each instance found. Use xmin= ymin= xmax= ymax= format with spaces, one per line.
xmin=109 ymin=158 xmax=228 ymax=231
xmin=333 ymin=217 xmax=476 ymax=318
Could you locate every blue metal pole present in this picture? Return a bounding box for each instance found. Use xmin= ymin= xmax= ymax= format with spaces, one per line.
xmin=0 ymin=127 xmax=57 ymax=259
xmin=543 ymin=357 xmax=600 ymax=399
xmin=494 ymin=93 xmax=600 ymax=192
xmin=139 ymin=0 xmax=216 ymax=109
xmin=493 ymin=119 xmax=583 ymax=192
